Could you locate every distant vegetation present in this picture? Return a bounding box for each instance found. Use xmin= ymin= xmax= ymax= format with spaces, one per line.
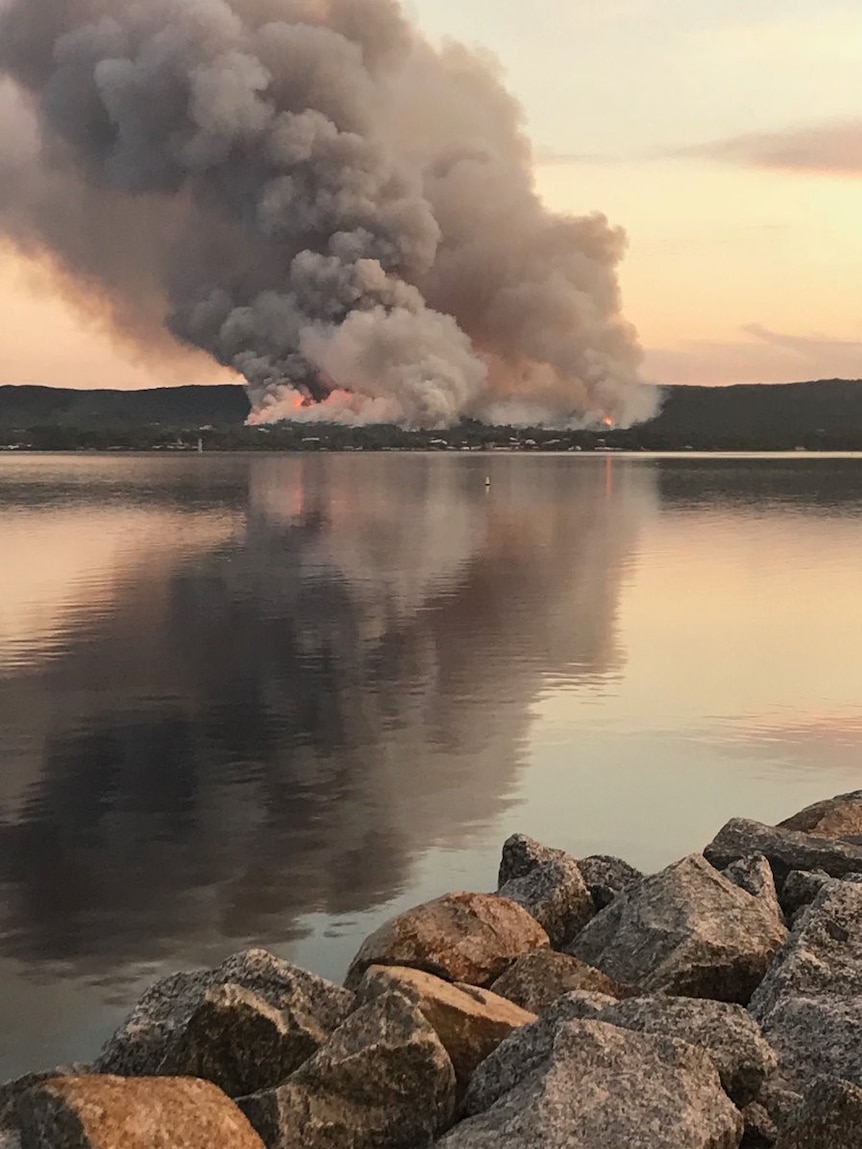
xmin=2 ymin=379 xmax=862 ymax=452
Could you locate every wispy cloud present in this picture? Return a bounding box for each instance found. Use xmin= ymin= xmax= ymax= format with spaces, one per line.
xmin=678 ymin=118 xmax=862 ymax=176
xmin=645 ymin=323 xmax=862 ymax=386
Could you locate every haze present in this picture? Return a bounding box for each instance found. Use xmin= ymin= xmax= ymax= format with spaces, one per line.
xmin=1 ymin=0 xmax=859 ymax=392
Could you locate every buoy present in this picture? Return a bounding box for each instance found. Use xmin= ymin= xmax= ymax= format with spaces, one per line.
xmin=484 ymin=475 xmax=491 ymax=487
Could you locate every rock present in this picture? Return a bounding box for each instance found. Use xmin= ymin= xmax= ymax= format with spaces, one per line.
xmin=95 ymin=948 xmax=353 ymax=1077
xmin=598 ymin=995 xmax=777 ymax=1106
xmin=462 ymin=991 xmax=641 ymax=1118
xmin=567 ymin=853 xmax=787 ymax=1003
xmin=741 ymin=1102 xmax=778 ymax=1148
xmin=496 ymin=857 xmax=593 ymax=947
xmin=748 ymin=882 xmax=862 ymax=1089
xmin=777 ymin=870 xmax=831 ymax=919
xmin=778 ymin=790 xmax=862 ymax=838
xmin=723 ymin=854 xmax=784 ymax=922
xmin=440 ymin=1020 xmax=743 ymax=1149
xmin=0 ymin=1129 xmax=20 ymax=1149
xmin=497 ymin=834 xmax=570 ymax=886
xmin=489 ymin=950 xmax=626 ymax=1013
xmin=704 ymin=818 xmax=862 ymax=885
xmin=15 ymin=1075 xmax=265 ymax=1149
xmin=577 ymin=855 xmax=644 ymax=910
xmin=156 ymin=982 xmax=320 ymax=1097
xmin=343 ymin=892 xmax=549 ymax=990
xmin=756 ymin=1079 xmax=803 ymax=1133
xmin=1 ymin=1069 xmax=89 ymax=1130
xmin=774 ymin=1075 xmax=862 ymax=1148
xmin=354 ymin=966 xmax=535 ymax=1090
xmin=238 ymin=990 xmax=455 ymax=1149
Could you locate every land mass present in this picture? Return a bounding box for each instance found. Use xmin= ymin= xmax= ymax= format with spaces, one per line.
xmin=1 ymin=378 xmax=862 ymax=451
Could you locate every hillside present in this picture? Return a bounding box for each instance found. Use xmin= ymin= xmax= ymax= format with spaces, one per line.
xmin=0 ymin=384 xmax=250 ymax=429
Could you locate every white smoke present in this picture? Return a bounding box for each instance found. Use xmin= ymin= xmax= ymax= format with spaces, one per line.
xmin=0 ymin=0 xmax=656 ymax=429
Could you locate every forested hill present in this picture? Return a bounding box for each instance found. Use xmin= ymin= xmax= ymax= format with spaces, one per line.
xmin=2 ymin=378 xmax=862 ymax=450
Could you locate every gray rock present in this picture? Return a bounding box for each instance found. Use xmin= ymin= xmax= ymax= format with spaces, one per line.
xmin=577 ymin=854 xmax=644 ymax=910
xmin=777 ymin=870 xmax=831 ymax=919
xmin=490 ymin=950 xmax=626 ymax=1013
xmin=497 ymin=834 xmax=570 ymax=887
xmin=778 ymin=790 xmax=862 ymax=838
xmin=567 ymin=853 xmax=787 ymax=1003
xmin=704 ymin=818 xmax=862 ymax=884
xmin=0 ymin=1129 xmax=20 ymax=1149
xmin=462 ymin=991 xmax=639 ymax=1118
xmin=440 ymin=1020 xmax=743 ymax=1149
xmin=598 ymin=995 xmax=777 ymax=1106
xmin=756 ymin=1079 xmax=803 ymax=1133
xmin=748 ymin=882 xmax=862 ymax=1090
xmin=724 ymin=854 xmax=784 ymax=922
xmin=95 ymin=949 xmax=353 ymax=1077
xmin=740 ymin=1102 xmax=778 ymax=1148
xmin=238 ymin=990 xmax=455 ymax=1149
xmin=157 ymin=982 xmax=324 ymax=1097
xmin=496 ymin=857 xmax=593 ymax=947
xmin=344 ymin=892 xmax=549 ymax=990
xmin=775 ymin=1075 xmax=862 ymax=1148
xmin=0 ymin=1068 xmax=89 ymax=1129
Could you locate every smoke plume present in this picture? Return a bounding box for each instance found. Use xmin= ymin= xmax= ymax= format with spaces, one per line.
xmin=0 ymin=0 xmax=655 ymax=428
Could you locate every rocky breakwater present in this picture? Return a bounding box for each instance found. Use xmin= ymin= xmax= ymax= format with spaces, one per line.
xmin=5 ymin=790 xmax=862 ymax=1148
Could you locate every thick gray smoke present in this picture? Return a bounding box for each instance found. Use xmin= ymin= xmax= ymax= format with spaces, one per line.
xmin=0 ymin=0 xmax=656 ymax=428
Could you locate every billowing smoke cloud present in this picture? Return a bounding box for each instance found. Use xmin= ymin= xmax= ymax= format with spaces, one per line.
xmin=0 ymin=0 xmax=655 ymax=428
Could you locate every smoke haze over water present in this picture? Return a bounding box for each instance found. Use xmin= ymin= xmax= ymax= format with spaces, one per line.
xmin=0 ymin=0 xmax=655 ymax=428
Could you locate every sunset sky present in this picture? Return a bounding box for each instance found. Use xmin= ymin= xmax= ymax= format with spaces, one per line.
xmin=1 ymin=0 xmax=860 ymax=390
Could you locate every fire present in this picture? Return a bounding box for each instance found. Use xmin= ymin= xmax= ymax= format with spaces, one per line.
xmin=602 ymin=416 xmax=615 ymax=429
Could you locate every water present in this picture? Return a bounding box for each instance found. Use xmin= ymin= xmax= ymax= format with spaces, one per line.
xmin=1 ymin=451 xmax=861 ymax=1076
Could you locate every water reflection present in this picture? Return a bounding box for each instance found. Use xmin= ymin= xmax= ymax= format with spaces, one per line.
xmin=0 ymin=455 xmax=647 ymax=975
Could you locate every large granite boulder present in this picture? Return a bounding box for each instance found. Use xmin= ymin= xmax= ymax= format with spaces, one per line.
xmin=748 ymin=882 xmax=862 ymax=1090
xmin=496 ymin=857 xmax=593 ymax=947
xmin=777 ymin=870 xmax=831 ymax=919
xmin=95 ymin=949 xmax=353 ymax=1078
xmin=354 ymin=966 xmax=535 ymax=1090
xmin=497 ymin=834 xmax=570 ymax=886
xmin=344 ymin=892 xmax=549 ymax=990
xmin=489 ymin=950 xmax=625 ymax=1013
xmin=15 ymin=1075 xmax=265 ymax=1149
xmin=567 ymin=854 xmax=787 ymax=1003
xmin=723 ymin=854 xmax=783 ymax=922
xmin=740 ymin=1101 xmax=778 ymax=1149
xmin=704 ymin=818 xmax=862 ymax=884
xmin=598 ymin=995 xmax=777 ymax=1106
xmin=238 ymin=990 xmax=455 ymax=1149
xmin=576 ymin=855 xmax=644 ymax=910
xmin=778 ymin=790 xmax=862 ymax=838
xmin=1 ymin=1070 xmax=89 ymax=1131
xmin=440 ymin=1020 xmax=743 ymax=1149
xmin=775 ymin=1075 xmax=862 ymax=1148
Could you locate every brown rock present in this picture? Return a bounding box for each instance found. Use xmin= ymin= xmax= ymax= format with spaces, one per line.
xmin=775 ymin=1075 xmax=862 ymax=1148
xmin=16 ymin=1075 xmax=264 ymax=1149
xmin=490 ymin=951 xmax=625 ymax=1013
xmin=356 ymin=966 xmax=535 ymax=1089
xmin=344 ymin=891 xmax=549 ymax=990
xmin=778 ymin=790 xmax=862 ymax=838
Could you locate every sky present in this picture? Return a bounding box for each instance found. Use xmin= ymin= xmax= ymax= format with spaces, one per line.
xmin=1 ymin=0 xmax=860 ymax=390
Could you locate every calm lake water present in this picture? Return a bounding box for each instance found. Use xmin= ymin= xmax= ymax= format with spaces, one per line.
xmin=1 ymin=451 xmax=861 ymax=1075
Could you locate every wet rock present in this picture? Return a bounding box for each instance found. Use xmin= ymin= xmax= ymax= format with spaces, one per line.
xmin=238 ymin=990 xmax=455 ymax=1149
xmin=577 ymin=854 xmax=644 ymax=910
xmin=774 ymin=1075 xmax=862 ymax=1149
xmin=567 ymin=853 xmax=787 ymax=1003
xmin=343 ymin=892 xmax=549 ymax=990
xmin=496 ymin=857 xmax=593 ymax=947
xmin=462 ymin=991 xmax=638 ymax=1117
xmin=777 ymin=870 xmax=831 ymax=919
xmin=778 ymin=790 xmax=862 ymax=838
xmin=497 ymin=834 xmax=570 ymax=886
xmin=16 ymin=1074 xmax=265 ymax=1149
xmin=741 ymin=1101 xmax=778 ymax=1148
xmin=95 ymin=949 xmax=353 ymax=1077
xmin=354 ymin=966 xmax=535 ymax=1090
xmin=748 ymin=882 xmax=862 ymax=1089
xmin=723 ymin=854 xmax=783 ymax=922
xmin=489 ymin=950 xmax=626 ymax=1013
xmin=598 ymin=995 xmax=777 ymax=1106
xmin=441 ymin=1019 xmax=743 ymax=1149
xmin=704 ymin=818 xmax=862 ymax=884
xmin=156 ymin=982 xmax=319 ymax=1097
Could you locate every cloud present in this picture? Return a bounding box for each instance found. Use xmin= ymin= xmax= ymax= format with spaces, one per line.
xmin=645 ymin=323 xmax=862 ymax=386
xmin=679 ymin=119 xmax=862 ymax=176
